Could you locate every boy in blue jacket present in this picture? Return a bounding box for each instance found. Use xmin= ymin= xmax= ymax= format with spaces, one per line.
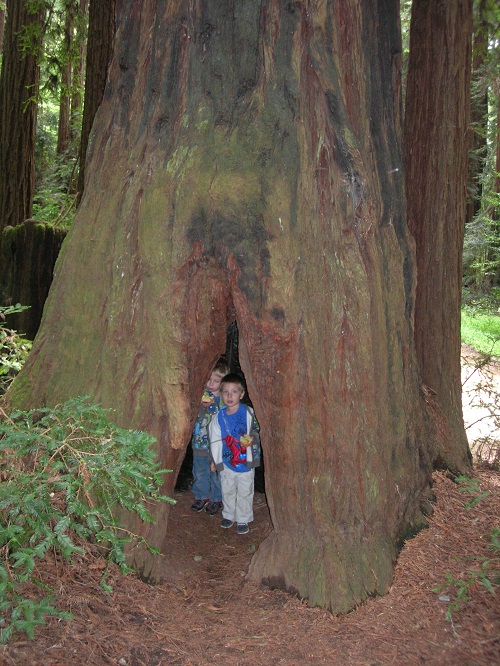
xmin=209 ymin=373 xmax=260 ymax=535
xmin=190 ymin=359 xmax=228 ymax=515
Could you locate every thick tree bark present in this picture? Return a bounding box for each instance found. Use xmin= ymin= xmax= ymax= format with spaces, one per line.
xmin=0 ymin=0 xmax=45 ymax=233
xmin=9 ymin=1 xmax=434 ymax=611
xmin=76 ymin=0 xmax=116 ymax=200
xmin=405 ymin=0 xmax=472 ymax=474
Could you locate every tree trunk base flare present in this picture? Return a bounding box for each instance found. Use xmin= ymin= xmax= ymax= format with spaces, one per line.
xmin=249 ymin=531 xmax=394 ymax=613
xmin=6 ymin=2 xmax=450 ymax=612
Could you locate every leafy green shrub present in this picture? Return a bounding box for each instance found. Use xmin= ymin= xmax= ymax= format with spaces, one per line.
xmin=33 ymin=151 xmax=79 ymax=228
xmin=0 ymin=305 xmax=32 ymax=396
xmin=0 ymin=397 xmax=173 ymax=642
xmin=32 ymin=184 xmax=77 ymax=229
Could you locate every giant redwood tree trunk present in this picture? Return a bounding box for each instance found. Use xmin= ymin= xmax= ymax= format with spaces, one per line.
xmin=405 ymin=0 xmax=472 ymax=473
xmin=8 ymin=1 xmax=434 ymax=611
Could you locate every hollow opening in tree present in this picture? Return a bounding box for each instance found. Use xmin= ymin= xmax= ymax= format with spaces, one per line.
xmin=175 ymin=320 xmax=266 ymax=495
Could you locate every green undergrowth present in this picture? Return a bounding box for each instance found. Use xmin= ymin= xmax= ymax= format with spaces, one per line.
xmin=0 ymin=397 xmax=174 ymax=643
xmin=0 ymin=305 xmax=32 ymax=395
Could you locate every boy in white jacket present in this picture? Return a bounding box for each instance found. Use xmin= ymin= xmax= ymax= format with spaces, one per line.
xmin=209 ymin=373 xmax=260 ymax=535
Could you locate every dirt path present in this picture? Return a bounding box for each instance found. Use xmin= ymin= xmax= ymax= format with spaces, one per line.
xmin=462 ymin=345 xmax=500 ymax=462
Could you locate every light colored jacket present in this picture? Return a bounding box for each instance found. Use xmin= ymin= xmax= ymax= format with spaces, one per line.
xmin=209 ymin=405 xmax=260 ymax=472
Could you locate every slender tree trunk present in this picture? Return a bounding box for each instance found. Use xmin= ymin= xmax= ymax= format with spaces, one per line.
xmin=0 ymin=0 xmax=45 ymax=233
xmin=57 ymin=4 xmax=74 ymax=155
xmin=494 ymin=96 xmax=500 ymax=215
xmin=466 ymin=0 xmax=488 ymax=226
xmin=70 ymin=0 xmax=89 ymax=146
xmin=492 ymin=97 xmax=500 ymax=284
xmin=405 ymin=0 xmax=472 ymax=473
xmin=76 ymin=0 xmax=116 ymax=200
xmin=9 ymin=1 xmax=438 ymax=612
xmin=0 ymin=4 xmax=5 ymax=55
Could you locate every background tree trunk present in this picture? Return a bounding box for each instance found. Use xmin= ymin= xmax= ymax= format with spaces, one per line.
xmin=405 ymin=0 xmax=472 ymax=473
xmin=0 ymin=4 xmax=5 ymax=55
xmin=496 ymin=99 xmax=500 ymax=209
xmin=70 ymin=0 xmax=89 ymax=147
xmin=8 ymin=1 xmax=435 ymax=612
xmin=56 ymin=2 xmax=75 ymax=155
xmin=466 ymin=0 xmax=488 ymax=227
xmin=493 ymin=97 xmax=500 ymax=284
xmin=0 ymin=0 xmax=45 ymax=234
xmin=76 ymin=0 xmax=116 ymax=201
xmin=0 ymin=221 xmax=67 ymax=339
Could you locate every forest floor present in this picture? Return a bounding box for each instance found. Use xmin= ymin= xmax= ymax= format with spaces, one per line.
xmin=1 ymin=349 xmax=499 ymax=666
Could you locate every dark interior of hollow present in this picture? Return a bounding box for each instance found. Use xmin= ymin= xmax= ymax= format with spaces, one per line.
xmin=175 ymin=321 xmax=266 ymax=494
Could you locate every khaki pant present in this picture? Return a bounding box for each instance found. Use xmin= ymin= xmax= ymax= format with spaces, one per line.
xmin=220 ymin=466 xmax=255 ymax=524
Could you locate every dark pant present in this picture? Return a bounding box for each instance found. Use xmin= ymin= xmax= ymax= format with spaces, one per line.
xmin=192 ymin=455 xmax=222 ymax=502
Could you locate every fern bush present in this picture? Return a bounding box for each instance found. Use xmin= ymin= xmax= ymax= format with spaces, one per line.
xmin=0 ymin=397 xmax=173 ymax=643
xmin=0 ymin=305 xmax=32 ymax=396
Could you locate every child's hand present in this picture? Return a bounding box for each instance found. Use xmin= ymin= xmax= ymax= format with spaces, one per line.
xmin=210 ymin=461 xmax=216 ymax=473
xmin=239 ymin=434 xmax=253 ymax=448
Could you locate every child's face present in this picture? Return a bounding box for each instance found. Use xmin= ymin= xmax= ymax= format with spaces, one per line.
xmin=206 ymin=371 xmax=224 ymax=396
xmin=221 ymin=382 xmax=245 ymax=410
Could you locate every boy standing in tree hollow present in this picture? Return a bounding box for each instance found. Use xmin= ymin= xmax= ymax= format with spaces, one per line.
xmin=190 ymin=358 xmax=228 ymax=515
xmin=209 ymin=373 xmax=260 ymax=535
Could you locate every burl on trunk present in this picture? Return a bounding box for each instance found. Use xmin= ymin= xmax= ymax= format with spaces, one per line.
xmin=8 ymin=2 xmax=433 ymax=611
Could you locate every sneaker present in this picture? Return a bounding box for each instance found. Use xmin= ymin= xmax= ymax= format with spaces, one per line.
xmin=237 ymin=523 xmax=249 ymax=535
xmin=191 ymin=498 xmax=209 ymax=512
xmin=220 ymin=518 xmax=234 ymax=529
xmin=205 ymin=501 xmax=223 ymax=516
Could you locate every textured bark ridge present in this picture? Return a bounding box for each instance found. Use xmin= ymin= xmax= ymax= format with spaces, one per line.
xmin=8 ymin=1 xmax=432 ymax=611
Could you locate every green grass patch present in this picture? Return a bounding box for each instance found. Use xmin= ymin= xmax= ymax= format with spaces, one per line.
xmin=461 ymin=307 xmax=500 ymax=357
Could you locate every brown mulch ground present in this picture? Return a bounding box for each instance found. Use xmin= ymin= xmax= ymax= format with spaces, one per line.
xmin=1 ymin=467 xmax=498 ymax=666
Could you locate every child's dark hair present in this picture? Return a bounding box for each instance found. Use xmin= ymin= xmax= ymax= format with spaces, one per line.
xmin=220 ymin=373 xmax=245 ymax=392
